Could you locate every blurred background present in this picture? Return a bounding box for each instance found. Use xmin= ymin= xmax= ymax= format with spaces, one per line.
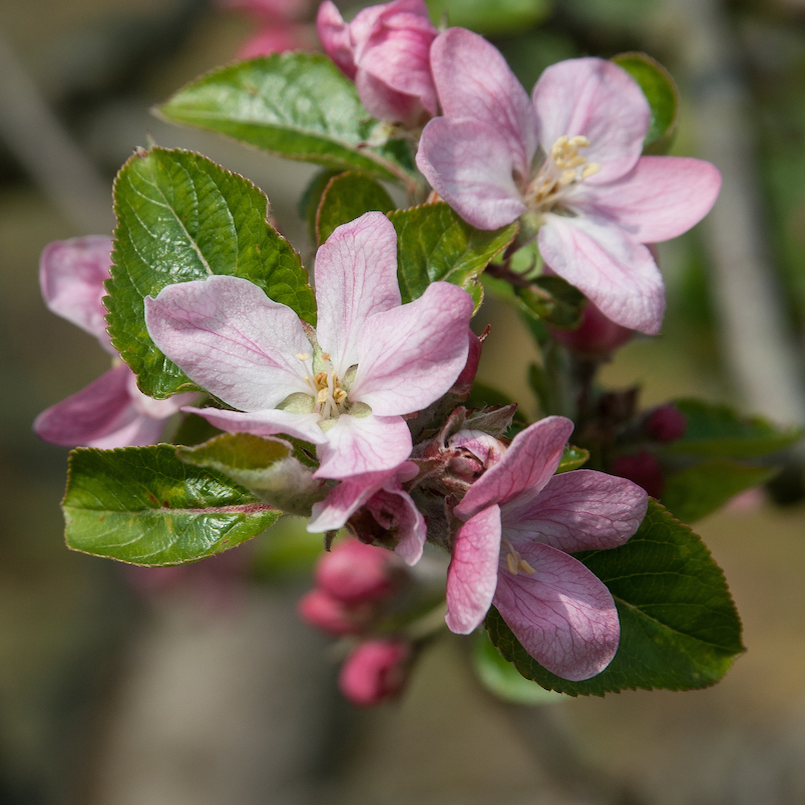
xmin=2 ymin=0 xmax=805 ymax=802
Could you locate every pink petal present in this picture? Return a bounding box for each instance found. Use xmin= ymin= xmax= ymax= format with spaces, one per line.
xmin=308 ymin=468 xmax=396 ymax=532
xmin=366 ymin=478 xmax=427 ymax=566
xmin=446 ymin=504 xmax=501 ymax=634
xmin=500 ymin=469 xmax=648 ymax=552
xmin=145 ymin=276 xmax=311 ymax=411
xmin=34 ymin=364 xmax=138 ymax=447
xmin=572 ymin=156 xmax=722 ymax=243
xmin=314 ymin=212 xmax=400 ymax=377
xmin=532 ymin=58 xmax=649 ymax=185
xmin=355 ymin=69 xmax=428 ymax=128
xmin=417 ymin=118 xmax=526 ymax=229
xmin=314 ymin=412 xmax=412 ymax=479
xmin=89 ymin=413 xmax=166 ymax=449
xmin=493 ymin=541 xmax=619 ymax=681
xmin=449 ymin=429 xmax=506 ymax=469
xmin=316 ymin=0 xmax=356 ymax=78
xmin=350 ymin=282 xmax=473 ymax=414
xmin=455 ymin=416 xmax=574 ymax=521
xmin=40 ymin=235 xmax=115 ymax=353
xmin=183 ymin=406 xmax=327 ymax=445
xmin=355 ymin=5 xmax=437 ymax=119
xmin=538 ymin=213 xmax=665 ymax=335
xmin=431 ymin=28 xmax=538 ymax=180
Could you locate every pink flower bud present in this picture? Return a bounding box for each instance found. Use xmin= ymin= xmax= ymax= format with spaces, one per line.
xmin=297 ymin=588 xmax=369 ymax=636
xmin=643 ymin=404 xmax=687 ymax=443
xmin=317 ymin=0 xmax=438 ymax=127
xmin=339 ymin=639 xmax=410 ymax=706
xmin=610 ymin=450 xmax=665 ymax=498
xmin=315 ymin=538 xmax=396 ymax=604
xmin=550 ymin=301 xmax=634 ymax=359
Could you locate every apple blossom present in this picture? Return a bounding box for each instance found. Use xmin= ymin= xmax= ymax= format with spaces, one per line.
xmin=34 ymin=236 xmax=192 ymax=448
xmin=446 ymin=416 xmax=648 ymax=681
xmin=307 ymin=462 xmax=427 ymax=566
xmin=317 ymin=0 xmax=438 ymax=127
xmin=315 ymin=537 xmax=399 ymax=604
xmin=144 ymin=212 xmax=473 ymax=482
xmin=416 ymin=29 xmax=722 ymax=335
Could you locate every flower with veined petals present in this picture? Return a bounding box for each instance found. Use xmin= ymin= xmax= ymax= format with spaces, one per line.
xmin=145 ymin=212 xmax=473 ymax=482
xmin=34 ymin=236 xmax=192 ymax=448
xmin=317 ymin=0 xmax=438 ymax=127
xmin=416 ymin=29 xmax=722 ymax=335
xmin=446 ymin=416 xmax=648 ymax=681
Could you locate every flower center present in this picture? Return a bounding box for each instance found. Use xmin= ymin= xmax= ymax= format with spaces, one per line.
xmin=296 ymin=352 xmax=349 ymax=420
xmin=502 ymin=539 xmax=536 ymax=577
xmin=524 ymin=135 xmax=601 ymax=211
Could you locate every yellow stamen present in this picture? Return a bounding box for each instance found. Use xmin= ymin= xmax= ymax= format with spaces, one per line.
xmin=506 ymin=552 xmax=520 ymax=576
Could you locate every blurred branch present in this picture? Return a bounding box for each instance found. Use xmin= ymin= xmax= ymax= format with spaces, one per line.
xmin=662 ymin=0 xmax=805 ymax=427
xmin=0 ymin=30 xmax=113 ymax=233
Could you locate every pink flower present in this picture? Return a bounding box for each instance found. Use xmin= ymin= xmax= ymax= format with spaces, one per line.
xmin=446 ymin=416 xmax=648 ymax=681
xmin=237 ymin=23 xmax=319 ymax=59
xmin=307 ymin=462 xmax=427 ymax=565
xmin=145 ymin=212 xmax=473 ymax=482
xmin=34 ymin=236 xmax=191 ymax=448
xmin=416 ymin=29 xmax=722 ymax=334
xmin=317 ymin=0 xmax=438 ymax=127
xmin=339 ymin=638 xmax=411 ymax=706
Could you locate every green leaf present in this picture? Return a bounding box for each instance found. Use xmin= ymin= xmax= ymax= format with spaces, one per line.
xmin=664 ymin=398 xmax=803 ymax=458
xmin=316 ymin=172 xmax=395 ymax=245
xmin=473 ymin=632 xmax=565 ymax=705
xmin=427 ymin=0 xmax=551 ymax=35
xmin=612 ymin=53 xmax=679 ymax=155
xmin=557 ymin=445 xmax=589 ymax=473
xmin=157 ymin=54 xmax=417 ymax=187
xmin=63 ymin=445 xmax=281 ymax=566
xmin=486 ymin=500 xmax=744 ymax=695
xmin=177 ymin=433 xmax=324 ymax=516
xmin=107 ymin=147 xmax=316 ymax=399
xmin=299 ymin=168 xmax=340 ymax=243
xmin=388 ymin=203 xmax=518 ymax=310
xmin=515 ymin=275 xmax=586 ymax=330
xmin=662 ymin=460 xmax=777 ymax=523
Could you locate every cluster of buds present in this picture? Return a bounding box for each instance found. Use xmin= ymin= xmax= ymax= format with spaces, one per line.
xmin=299 ymin=538 xmax=414 ymax=706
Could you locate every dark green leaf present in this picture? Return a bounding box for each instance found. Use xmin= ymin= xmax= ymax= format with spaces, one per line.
xmin=515 ymin=275 xmax=586 ymax=330
xmin=557 ymin=445 xmax=589 ymax=473
xmin=388 ymin=203 xmax=518 ymax=310
xmin=63 ymin=445 xmax=280 ymax=566
xmin=107 ymin=147 xmax=316 ymax=398
xmin=664 ymin=398 xmax=803 ymax=458
xmin=299 ymin=168 xmax=340 ymax=242
xmin=486 ymin=500 xmax=744 ymax=695
xmin=427 ymin=0 xmax=551 ymax=35
xmin=612 ymin=53 xmax=679 ymax=155
xmin=316 ymin=172 xmax=395 ymax=245
xmin=662 ymin=460 xmax=777 ymax=523
xmin=157 ymin=54 xmax=418 ymax=187
xmin=473 ymin=632 xmax=565 ymax=704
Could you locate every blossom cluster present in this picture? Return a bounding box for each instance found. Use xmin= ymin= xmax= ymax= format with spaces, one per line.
xmin=36 ymin=0 xmax=730 ymax=704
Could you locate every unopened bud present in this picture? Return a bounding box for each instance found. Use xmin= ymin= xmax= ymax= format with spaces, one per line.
xmin=339 ymin=639 xmax=410 ymax=707
xmin=643 ymin=404 xmax=687 ymax=443
xmin=315 ymin=538 xmax=396 ymax=604
xmin=297 ymin=588 xmax=370 ymax=636
xmin=610 ymin=450 xmax=665 ymax=498
xmin=550 ymin=302 xmax=634 ymax=359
